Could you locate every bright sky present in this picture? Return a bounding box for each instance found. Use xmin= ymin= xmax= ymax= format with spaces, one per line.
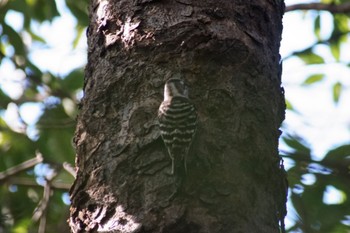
xmin=0 ymin=0 xmax=87 ymax=135
xmin=281 ymin=0 xmax=350 ymax=225
xmin=280 ymin=6 xmax=350 ymax=159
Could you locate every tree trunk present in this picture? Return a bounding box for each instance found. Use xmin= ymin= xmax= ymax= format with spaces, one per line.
xmin=69 ymin=0 xmax=286 ymax=233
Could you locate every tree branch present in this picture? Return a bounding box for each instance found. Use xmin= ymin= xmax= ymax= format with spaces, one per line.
xmin=5 ymin=177 xmax=71 ymax=190
xmin=0 ymin=152 xmax=43 ymax=180
xmin=32 ymin=180 xmax=51 ymax=223
xmin=285 ymin=2 xmax=350 ymax=13
xmin=63 ymin=162 xmax=77 ymax=178
xmin=280 ymin=150 xmax=349 ymax=177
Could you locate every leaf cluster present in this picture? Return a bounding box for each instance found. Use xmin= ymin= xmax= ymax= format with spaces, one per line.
xmin=282 ymin=135 xmax=350 ymax=232
xmin=0 ymin=0 xmax=87 ymax=232
xmin=286 ymin=4 xmax=350 ymax=106
xmin=282 ymin=1 xmax=350 ymax=231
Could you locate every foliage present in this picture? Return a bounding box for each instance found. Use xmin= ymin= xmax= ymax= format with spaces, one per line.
xmin=288 ymin=1 xmax=350 ymax=105
xmin=282 ymin=135 xmax=350 ymax=232
xmin=0 ymin=0 xmax=350 ymax=232
xmin=282 ymin=0 xmax=350 ymax=231
xmin=0 ymin=0 xmax=88 ymax=232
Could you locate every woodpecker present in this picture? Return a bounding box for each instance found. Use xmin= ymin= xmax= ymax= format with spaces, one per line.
xmin=158 ymin=78 xmax=197 ymax=175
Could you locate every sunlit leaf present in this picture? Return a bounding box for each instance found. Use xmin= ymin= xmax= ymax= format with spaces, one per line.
xmin=314 ymin=14 xmax=321 ymax=40
xmin=285 ymin=98 xmax=294 ymax=111
xmin=330 ymin=42 xmax=340 ymax=61
xmin=332 ymin=82 xmax=342 ymax=104
xmin=12 ymin=218 xmax=32 ymax=233
xmin=73 ymin=25 xmax=86 ymax=48
xmin=295 ymin=50 xmax=325 ymax=64
xmin=28 ymin=30 xmax=46 ymax=43
xmin=302 ymin=74 xmax=324 ymax=86
xmin=330 ymin=224 xmax=350 ymax=233
xmin=334 ymin=14 xmax=349 ymax=33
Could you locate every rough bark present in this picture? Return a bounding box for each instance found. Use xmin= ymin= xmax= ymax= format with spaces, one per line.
xmin=69 ymin=0 xmax=286 ymax=233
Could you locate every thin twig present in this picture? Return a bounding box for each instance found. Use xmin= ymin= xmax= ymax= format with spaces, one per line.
xmin=33 ymin=169 xmax=58 ymax=233
xmin=38 ymin=212 xmax=47 ymax=233
xmin=33 ymin=180 xmax=52 ymax=233
xmin=286 ymin=2 xmax=350 ymax=13
xmin=0 ymin=152 xmax=43 ymax=180
xmin=63 ymin=162 xmax=77 ymax=178
xmin=280 ymin=150 xmax=350 ymax=176
xmin=6 ymin=177 xmax=71 ymax=190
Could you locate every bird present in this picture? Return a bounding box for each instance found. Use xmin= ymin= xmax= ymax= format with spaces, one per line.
xmin=158 ymin=78 xmax=197 ymax=175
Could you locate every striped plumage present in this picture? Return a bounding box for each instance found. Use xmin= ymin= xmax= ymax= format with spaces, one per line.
xmin=158 ymin=78 xmax=197 ymax=175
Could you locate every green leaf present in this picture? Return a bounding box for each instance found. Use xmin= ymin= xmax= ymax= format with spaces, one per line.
xmin=2 ymin=23 xmax=26 ymax=56
xmin=302 ymin=74 xmax=324 ymax=86
xmin=28 ymin=30 xmax=46 ymax=43
xmin=73 ymin=26 xmax=86 ymax=49
xmin=283 ymin=134 xmax=311 ymax=155
xmin=285 ymin=98 xmax=294 ymax=111
xmin=61 ymin=68 xmax=84 ymax=92
xmin=7 ymin=0 xmax=59 ymax=23
xmin=37 ymin=105 xmax=75 ymax=163
xmin=330 ymin=42 xmax=341 ymax=62
xmin=314 ymin=14 xmax=321 ymax=40
xmin=334 ymin=14 xmax=349 ymax=33
xmin=66 ymin=0 xmax=89 ymax=26
xmin=0 ymin=129 xmax=37 ymax=170
xmin=27 ymin=60 xmax=43 ymax=78
xmin=11 ymin=217 xmax=32 ymax=233
xmin=32 ymin=0 xmax=60 ymax=22
xmin=322 ymin=144 xmax=350 ymax=163
xmin=0 ymin=89 xmax=12 ymax=108
xmin=332 ymin=82 xmax=342 ymax=104
xmin=295 ymin=50 xmax=325 ymax=64
xmin=7 ymin=0 xmax=30 ymax=17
